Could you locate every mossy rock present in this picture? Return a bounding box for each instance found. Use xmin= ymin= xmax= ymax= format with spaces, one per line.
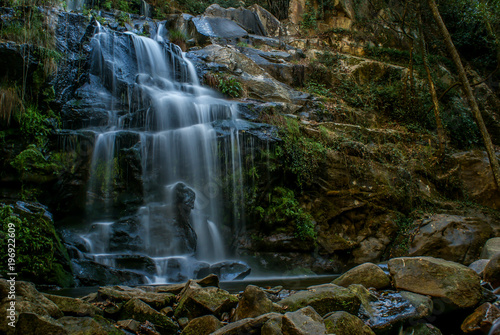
xmin=43 ymin=294 xmax=102 ymax=317
xmin=175 ymin=282 xmax=239 ymax=319
xmin=58 ymin=316 xmax=123 ymax=335
xmin=278 ymin=283 xmax=360 ymax=316
xmin=324 ymin=311 xmax=375 ymax=335
xmin=120 ymin=298 xmax=179 ymax=335
xmin=0 ymin=202 xmax=74 ymax=287
xmin=181 ymin=315 xmax=222 ymax=335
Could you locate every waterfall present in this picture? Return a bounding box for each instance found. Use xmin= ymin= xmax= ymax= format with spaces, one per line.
xmin=80 ymin=23 xmax=247 ymax=283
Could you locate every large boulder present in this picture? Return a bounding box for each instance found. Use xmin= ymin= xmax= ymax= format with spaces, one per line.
xmin=120 ymin=298 xmax=179 ymax=335
xmin=484 ymin=253 xmax=500 ymax=288
xmin=204 ymin=4 xmax=266 ymax=36
xmin=248 ymin=4 xmax=281 ymax=37
xmin=192 ymin=16 xmax=248 ymax=40
xmin=233 ymin=285 xmax=279 ymax=321
xmin=278 ymin=283 xmax=360 ymax=316
xmin=388 ymin=257 xmax=482 ymax=308
xmin=0 ymin=280 xmax=63 ymax=334
xmin=453 ymin=151 xmax=500 ymax=209
xmin=408 ymin=214 xmax=492 ymax=265
xmin=324 ymin=311 xmax=375 ymax=335
xmin=332 ymin=263 xmax=390 ymax=289
xmin=14 ymin=313 xmax=67 ymax=335
xmin=190 ymin=45 xmax=296 ymax=103
xmin=174 ymin=281 xmax=238 ymax=319
xmin=71 ymin=259 xmax=147 ymax=286
xmin=181 ymin=315 xmax=222 ymax=335
xmin=43 ymin=294 xmax=102 ymax=317
xmin=481 ymin=237 xmax=500 ymax=259
xmin=0 ymin=202 xmax=73 ymax=287
xmin=282 ymin=306 xmax=326 ymax=335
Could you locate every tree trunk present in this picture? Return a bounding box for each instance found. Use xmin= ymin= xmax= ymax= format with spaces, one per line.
xmin=427 ymin=0 xmax=500 ymax=190
xmin=418 ymin=9 xmax=446 ymax=158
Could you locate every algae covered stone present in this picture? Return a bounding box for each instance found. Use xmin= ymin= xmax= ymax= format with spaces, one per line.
xmin=174 ymin=281 xmax=238 ymax=319
xmin=120 ymin=298 xmax=178 ymax=334
xmin=181 ymin=315 xmax=222 ymax=335
xmin=278 ymin=283 xmax=360 ymax=316
xmin=324 ymin=311 xmax=375 ymax=335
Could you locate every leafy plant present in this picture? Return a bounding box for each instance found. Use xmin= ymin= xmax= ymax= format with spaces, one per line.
xmin=218 ymin=76 xmax=243 ymax=98
xmin=300 ymin=1 xmax=317 ymax=30
xmin=254 ymin=187 xmax=316 ymax=240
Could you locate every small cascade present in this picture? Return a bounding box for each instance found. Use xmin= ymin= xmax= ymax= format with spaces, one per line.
xmin=140 ymin=0 xmax=152 ymax=18
xmin=76 ymin=22 xmax=251 ymax=283
xmin=66 ymin=0 xmax=86 ymax=12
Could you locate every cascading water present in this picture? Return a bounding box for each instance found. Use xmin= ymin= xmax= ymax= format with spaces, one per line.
xmin=79 ymin=22 xmax=248 ymax=283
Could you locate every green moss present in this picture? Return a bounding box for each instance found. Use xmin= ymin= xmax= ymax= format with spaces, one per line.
xmin=0 ymin=204 xmax=74 ymax=287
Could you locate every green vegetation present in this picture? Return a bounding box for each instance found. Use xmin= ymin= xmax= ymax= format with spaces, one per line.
xmin=254 ymin=187 xmax=316 ymax=240
xmin=218 ymin=76 xmax=243 ymax=98
xmin=0 ymin=204 xmax=73 ymax=286
xmin=276 ymin=117 xmax=327 ymax=187
xmin=300 ymin=1 xmax=317 ymax=31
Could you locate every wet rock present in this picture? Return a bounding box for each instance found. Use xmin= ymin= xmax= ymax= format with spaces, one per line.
xmin=143 ymin=274 xmax=220 ymax=295
xmin=239 ymin=47 xmax=305 ymax=87
xmin=72 ymin=259 xmax=147 ymax=286
xmin=204 ymin=4 xmax=266 ymax=35
xmin=484 ymin=253 xmax=500 ymax=288
xmin=282 ymin=306 xmax=326 ymax=335
xmin=175 ymin=182 xmax=197 ymax=251
xmin=0 ymin=202 xmax=73 ymax=287
xmin=453 ymin=151 xmax=500 ymax=209
xmin=332 ymin=263 xmax=390 ymax=289
xmin=278 ymin=283 xmax=360 ymax=316
xmin=211 ymin=313 xmax=282 ymax=335
xmin=192 ymin=16 xmax=248 ymax=40
xmin=197 ymin=261 xmax=251 ymax=281
xmin=388 ymin=257 xmax=483 ymax=308
xmin=181 ymin=315 xmax=222 ymax=335
xmin=233 ymin=285 xmax=279 ymax=321
xmin=399 ymin=291 xmax=433 ymax=320
xmin=324 ymin=311 xmax=375 ymax=335
xmin=97 ymin=286 xmax=175 ymax=310
xmin=469 ymin=259 xmax=490 ymax=277
xmin=120 ymin=298 xmax=179 ymax=334
xmin=481 ymin=237 xmax=500 ymax=259
xmin=408 ymin=214 xmax=492 ymax=265
xmin=261 ymin=316 xmax=283 ymax=335
xmin=461 ymin=303 xmax=500 ymax=333
xmin=403 ymin=323 xmax=443 ymax=335
xmin=357 ymin=290 xmax=419 ymax=332
xmin=174 ymin=281 xmax=238 ymax=319
xmin=0 ymin=280 xmax=63 ymax=333
xmin=43 ymin=294 xmax=102 ymax=317
xmin=248 ymin=4 xmax=281 ymax=37
xmin=117 ymin=319 xmax=141 ymax=333
xmin=15 ymin=313 xmax=67 ymax=335
xmin=58 ymin=316 xmax=120 ymax=334
xmin=190 ymin=45 xmax=295 ymax=103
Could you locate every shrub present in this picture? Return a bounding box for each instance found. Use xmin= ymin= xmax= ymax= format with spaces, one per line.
xmin=254 ymin=187 xmax=316 ymax=240
xmin=218 ymin=76 xmax=243 ymax=98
